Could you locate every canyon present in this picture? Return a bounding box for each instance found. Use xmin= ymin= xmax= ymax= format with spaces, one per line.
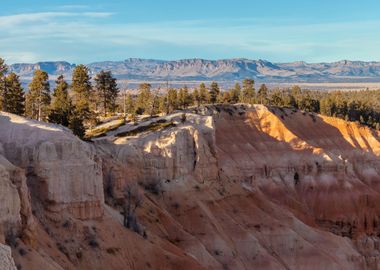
xmin=1 ymin=104 xmax=380 ymax=269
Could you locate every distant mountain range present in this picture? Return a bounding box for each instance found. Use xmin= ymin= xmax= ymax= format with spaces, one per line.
xmin=9 ymin=58 xmax=380 ymax=84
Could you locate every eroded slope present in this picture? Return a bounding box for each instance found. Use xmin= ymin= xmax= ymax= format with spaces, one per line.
xmin=1 ymin=105 xmax=380 ymax=269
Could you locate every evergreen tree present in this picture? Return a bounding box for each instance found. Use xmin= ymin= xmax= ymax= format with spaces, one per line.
xmin=298 ymin=93 xmax=319 ymax=112
xmin=136 ymin=83 xmax=152 ymax=114
xmin=26 ymin=70 xmax=50 ymax=121
xmin=199 ymin=83 xmax=209 ymax=104
xmin=0 ymin=58 xmax=6 ymax=77
xmin=178 ymin=86 xmax=192 ymax=109
xmin=158 ymin=94 xmax=168 ymax=114
xmin=3 ymin=73 xmax=25 ymax=115
xmin=193 ymin=88 xmax=201 ymax=107
xmin=48 ymin=75 xmax=72 ymax=126
xmin=209 ymin=82 xmax=220 ymax=104
xmin=184 ymin=86 xmax=193 ymax=108
xmin=347 ymin=100 xmax=360 ymax=121
xmin=240 ymin=79 xmax=255 ymax=104
xmin=257 ymin=84 xmax=268 ymax=105
xmin=94 ymin=71 xmax=119 ymax=116
xmin=231 ymin=82 xmax=241 ymax=103
xmin=178 ymin=88 xmax=185 ymax=109
xmin=147 ymin=89 xmax=160 ymax=116
xmin=68 ymin=114 xmax=86 ymax=139
xmin=282 ymin=92 xmax=297 ymax=108
xmin=71 ymin=65 xmax=92 ymax=121
xmin=167 ymin=88 xmax=178 ymax=113
xmin=270 ymin=89 xmax=284 ymax=106
xmin=124 ymin=93 xmax=135 ymax=114
xmin=320 ymin=97 xmax=335 ymax=117
xmin=221 ymin=91 xmax=231 ymax=104
xmin=0 ymin=58 xmax=8 ymax=111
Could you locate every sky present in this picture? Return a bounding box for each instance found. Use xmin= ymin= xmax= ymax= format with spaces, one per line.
xmin=1 ymin=0 xmax=380 ymax=64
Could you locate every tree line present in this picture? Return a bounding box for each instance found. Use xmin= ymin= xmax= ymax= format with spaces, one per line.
xmin=1 ymin=56 xmax=380 ymax=140
xmin=0 ymin=58 xmax=119 ymax=138
xmin=123 ymin=79 xmax=257 ymax=115
xmin=124 ymin=82 xmax=380 ymax=130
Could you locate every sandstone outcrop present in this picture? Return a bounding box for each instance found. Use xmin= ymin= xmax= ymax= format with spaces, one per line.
xmin=0 ymin=244 xmax=16 ymax=270
xmin=0 ymin=112 xmax=104 ymax=220
xmin=95 ymin=104 xmax=380 ymax=269
xmin=0 ymin=155 xmax=21 ymax=240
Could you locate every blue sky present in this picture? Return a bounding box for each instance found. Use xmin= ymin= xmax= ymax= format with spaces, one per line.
xmin=1 ymin=0 xmax=380 ymax=63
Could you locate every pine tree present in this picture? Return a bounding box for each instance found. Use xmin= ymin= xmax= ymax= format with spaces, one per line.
xmin=3 ymin=73 xmax=25 ymax=115
xmin=199 ymin=83 xmax=209 ymax=104
xmin=231 ymin=82 xmax=241 ymax=103
xmin=298 ymin=93 xmax=319 ymax=112
xmin=0 ymin=58 xmax=6 ymax=77
xmin=146 ymin=89 xmax=160 ymax=116
xmin=48 ymin=75 xmax=72 ymax=126
xmin=177 ymin=86 xmax=192 ymax=109
xmin=283 ymin=92 xmax=297 ymax=108
xmin=71 ymin=65 xmax=92 ymax=121
xmin=193 ymin=88 xmax=201 ymax=107
xmin=26 ymin=70 xmax=50 ymax=121
xmin=240 ymin=79 xmax=255 ymax=104
xmin=158 ymin=94 xmax=168 ymax=114
xmin=320 ymin=97 xmax=335 ymax=117
xmin=0 ymin=58 xmax=8 ymax=111
xmin=183 ymin=86 xmax=192 ymax=108
xmin=257 ymin=84 xmax=268 ymax=105
xmin=209 ymin=82 xmax=220 ymax=104
xmin=124 ymin=93 xmax=135 ymax=114
xmin=270 ymin=89 xmax=281 ymax=106
xmin=136 ymin=83 xmax=152 ymax=114
xmin=94 ymin=71 xmax=119 ymax=116
xmin=178 ymin=88 xmax=185 ymax=109
xmin=68 ymin=114 xmax=86 ymax=139
xmin=167 ymin=88 xmax=178 ymax=113
xmin=222 ymin=91 xmax=231 ymax=103
xmin=291 ymin=85 xmax=301 ymax=108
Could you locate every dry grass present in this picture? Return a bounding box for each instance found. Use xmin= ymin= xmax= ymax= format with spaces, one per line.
xmin=115 ymin=121 xmax=176 ymax=137
xmin=86 ymin=119 xmax=126 ymax=139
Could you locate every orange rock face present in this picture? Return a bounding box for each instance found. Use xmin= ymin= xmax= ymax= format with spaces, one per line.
xmin=97 ymin=105 xmax=380 ymax=269
xmin=2 ymin=105 xmax=380 ymax=269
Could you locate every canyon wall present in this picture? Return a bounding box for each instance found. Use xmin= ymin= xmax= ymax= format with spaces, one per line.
xmin=96 ymin=105 xmax=380 ymax=269
xmin=1 ymin=105 xmax=380 ymax=269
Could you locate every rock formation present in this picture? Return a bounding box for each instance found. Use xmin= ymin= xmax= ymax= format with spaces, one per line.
xmin=0 ymin=244 xmax=17 ymax=270
xmin=0 ymin=112 xmax=104 ymax=220
xmin=1 ymin=105 xmax=380 ymax=269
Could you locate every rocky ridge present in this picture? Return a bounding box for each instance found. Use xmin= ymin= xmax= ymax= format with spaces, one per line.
xmin=9 ymin=58 xmax=380 ymax=83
